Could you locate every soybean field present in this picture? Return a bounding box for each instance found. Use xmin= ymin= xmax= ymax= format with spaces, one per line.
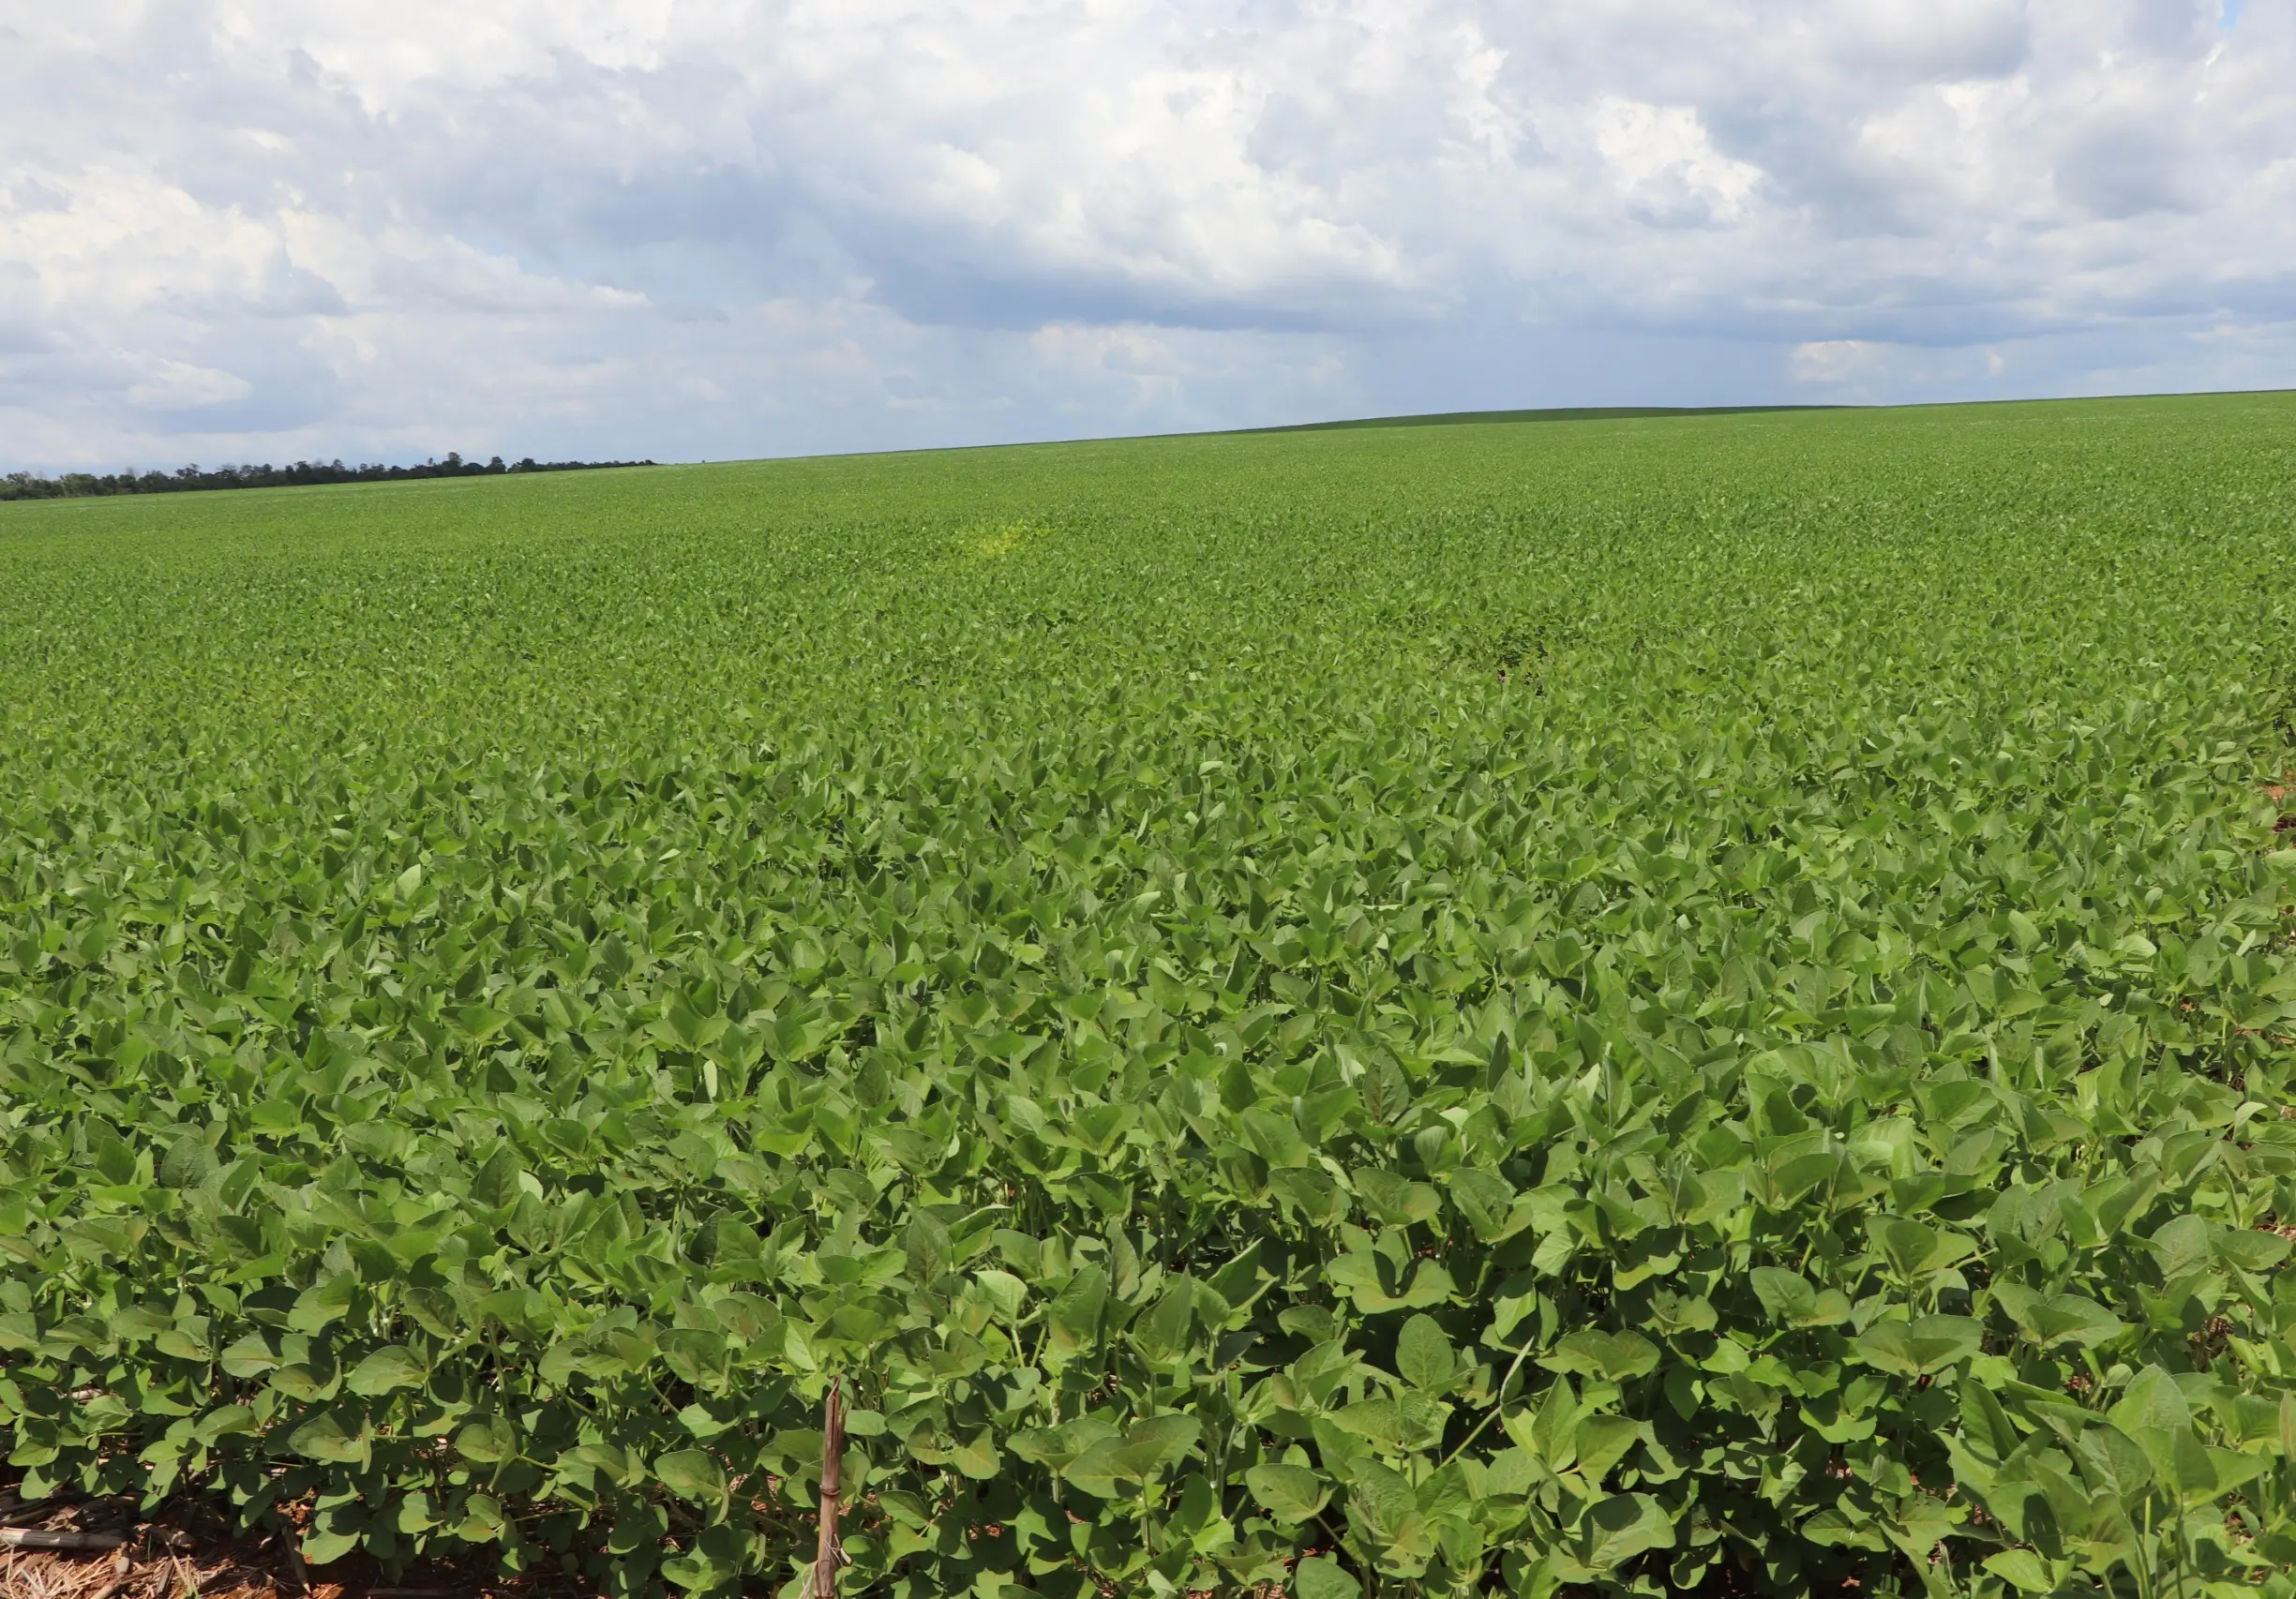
xmin=5 ymin=393 xmax=2296 ymax=1599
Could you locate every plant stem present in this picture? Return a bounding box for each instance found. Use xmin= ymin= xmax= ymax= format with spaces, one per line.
xmin=1439 ymin=1325 xmax=1543 ymax=1468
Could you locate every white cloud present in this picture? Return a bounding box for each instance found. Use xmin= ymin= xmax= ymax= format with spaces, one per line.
xmin=2 ymin=0 xmax=2293 ymax=469
xmin=127 ymin=359 xmax=254 ymax=411
xmin=1591 ymin=98 xmax=1763 ymax=225
xmin=1791 ymin=339 xmax=1885 ymax=385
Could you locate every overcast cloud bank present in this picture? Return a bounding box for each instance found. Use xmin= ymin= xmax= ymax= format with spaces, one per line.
xmin=3 ymin=0 xmax=2292 ymax=470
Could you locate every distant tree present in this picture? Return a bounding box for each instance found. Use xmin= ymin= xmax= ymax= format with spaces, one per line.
xmin=0 ymin=452 xmax=657 ymax=501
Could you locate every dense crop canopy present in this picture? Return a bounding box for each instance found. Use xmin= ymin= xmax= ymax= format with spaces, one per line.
xmin=2 ymin=396 xmax=2296 ymax=1597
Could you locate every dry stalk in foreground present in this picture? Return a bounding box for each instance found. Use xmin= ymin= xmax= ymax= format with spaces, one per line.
xmin=814 ymin=1377 xmax=847 ymax=1599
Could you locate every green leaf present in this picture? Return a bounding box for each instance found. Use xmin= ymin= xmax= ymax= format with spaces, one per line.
xmin=1133 ymin=1280 xmax=1198 ymax=1363
xmin=345 ymin=1345 xmax=428 ymax=1396
xmin=193 ymin=1404 xmax=257 ymax=1443
xmin=655 ymin=1448 xmax=728 ymax=1505
xmin=2216 ymin=1228 xmax=2292 ymax=1273
xmin=2146 ymin=1215 xmax=2213 ymax=1279
xmin=456 ymin=1494 xmax=505 ymax=1545
xmin=1246 ymin=1462 xmax=1330 ymax=1523
xmin=2106 ymin=1365 xmax=2191 ymax=1439
xmin=1483 ymin=1447 xmax=1543 ymax=1498
xmin=1851 ymin=1315 xmax=1981 ymax=1378
xmin=972 ymin=1267 xmax=1028 ymax=1321
xmin=1346 ymin=1457 xmax=1417 ymax=1537
xmin=1269 ymin=1166 xmax=1347 ymax=1226
xmin=1354 ymin=1168 xmax=1441 ymax=1227
xmin=159 ymin=1132 xmax=219 ymax=1190
xmin=1748 ymin=1265 xmax=1850 ymax=1326
xmin=1115 ymin=1413 xmax=1199 ymax=1476
xmin=1327 ymin=1250 xmax=1454 ymax=1312
xmin=472 ymin=1144 xmax=522 ymax=1208
xmin=1047 ymin=1265 xmax=1109 ymax=1356
xmin=1575 ymin=1415 xmax=1642 ymax=1485
xmin=2073 ymin=1424 xmax=2153 ymax=1505
xmin=1958 ymin=1379 xmax=2019 ymax=1461
xmin=218 ymin=1332 xmax=279 ymax=1378
xmin=1060 ymin=1442 xmax=1133 ymax=1499
xmin=905 ymin=1210 xmax=952 ymax=1284
xmin=2164 ymin=1428 xmax=2218 ymax=1502
xmin=1063 ymin=1415 xmax=1198 ymax=1496
xmin=1240 ymin=1107 xmax=1311 ymax=1167
xmin=1576 ymin=1492 xmax=1675 ymax=1571
xmin=1448 ymin=1169 xmax=1522 ymax=1240
xmin=288 ymin=1274 xmax=357 ymax=1335
xmin=1540 ymin=1329 xmax=1659 ymax=1382
xmin=1983 ymin=1549 xmax=2054 ymax=1592
xmin=1528 ymin=1378 xmax=1582 ymax=1470
xmin=1331 ymin=1395 xmax=1448 ymax=1453
xmin=951 ymin=1429 xmax=1001 ymax=1479
xmin=1292 ymin=1555 xmax=1362 ymax=1599
xmin=455 ymin=1416 xmax=516 ymax=1464
xmin=1872 ymin=1217 xmax=1973 ymax=1278
xmin=288 ymin=1408 xmax=368 ymax=1466
xmin=2031 ymin=1294 xmax=2128 ymax=1349
xmin=1395 ymin=1314 xmax=1457 ymax=1391
xmin=301 ymin=1527 xmax=361 ymax=1566
xmin=1748 ymin=1266 xmax=1820 ymax=1323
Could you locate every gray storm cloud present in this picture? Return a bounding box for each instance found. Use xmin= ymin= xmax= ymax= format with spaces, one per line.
xmin=2 ymin=0 xmax=2291 ymax=469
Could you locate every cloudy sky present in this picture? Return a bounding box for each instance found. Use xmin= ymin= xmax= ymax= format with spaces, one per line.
xmin=3 ymin=1 xmax=2291 ymax=470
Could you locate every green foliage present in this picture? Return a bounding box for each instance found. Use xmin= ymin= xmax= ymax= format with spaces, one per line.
xmin=3 ymin=396 xmax=2296 ymax=1596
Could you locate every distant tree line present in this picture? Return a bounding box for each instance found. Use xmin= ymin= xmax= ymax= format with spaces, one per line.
xmin=0 ymin=452 xmax=657 ymax=502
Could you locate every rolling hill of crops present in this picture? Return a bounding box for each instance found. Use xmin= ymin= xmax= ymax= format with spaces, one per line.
xmin=5 ymin=394 xmax=2296 ymax=1599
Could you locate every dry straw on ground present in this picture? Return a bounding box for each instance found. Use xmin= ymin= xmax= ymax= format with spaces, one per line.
xmin=0 ymin=1492 xmax=522 ymax=1599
